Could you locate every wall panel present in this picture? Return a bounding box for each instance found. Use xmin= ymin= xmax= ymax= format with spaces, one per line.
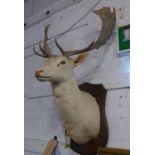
xmin=24 ymin=0 xmax=130 ymax=154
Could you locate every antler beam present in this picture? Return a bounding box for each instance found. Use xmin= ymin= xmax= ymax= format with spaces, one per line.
xmin=55 ymin=39 xmax=94 ymax=57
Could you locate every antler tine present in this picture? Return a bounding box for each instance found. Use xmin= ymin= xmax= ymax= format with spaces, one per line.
xmin=33 ymin=46 xmax=47 ymax=58
xmin=38 ymin=41 xmax=50 ymax=57
xmin=43 ymin=24 xmax=50 ymax=52
xmin=54 ymin=39 xmax=65 ymax=55
xmin=44 ymin=24 xmax=50 ymax=40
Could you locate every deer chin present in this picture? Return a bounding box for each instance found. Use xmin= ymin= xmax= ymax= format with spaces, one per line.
xmin=36 ymin=76 xmax=64 ymax=82
xmin=36 ymin=76 xmax=52 ymax=81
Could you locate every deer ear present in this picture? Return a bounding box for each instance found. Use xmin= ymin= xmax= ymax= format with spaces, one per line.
xmin=72 ymin=53 xmax=89 ymax=66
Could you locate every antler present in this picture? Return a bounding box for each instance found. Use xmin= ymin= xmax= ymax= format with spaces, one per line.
xmin=33 ymin=7 xmax=116 ymax=58
xmin=33 ymin=24 xmax=51 ymax=58
xmin=91 ymin=7 xmax=116 ymax=49
xmin=54 ymin=7 xmax=116 ymax=57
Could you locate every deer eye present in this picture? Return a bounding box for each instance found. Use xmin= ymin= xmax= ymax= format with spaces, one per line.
xmin=57 ymin=61 xmax=66 ymax=67
xmin=60 ymin=61 xmax=66 ymax=64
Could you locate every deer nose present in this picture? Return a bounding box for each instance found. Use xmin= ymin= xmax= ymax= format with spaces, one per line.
xmin=35 ymin=70 xmax=43 ymax=77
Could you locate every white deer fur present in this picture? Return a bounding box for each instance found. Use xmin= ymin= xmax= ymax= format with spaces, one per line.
xmin=35 ymin=55 xmax=100 ymax=144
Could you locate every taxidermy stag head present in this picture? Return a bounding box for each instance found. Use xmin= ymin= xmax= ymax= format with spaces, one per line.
xmin=33 ymin=7 xmax=116 ymax=144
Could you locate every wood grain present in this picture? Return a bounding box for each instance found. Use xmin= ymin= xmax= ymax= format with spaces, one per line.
xmin=98 ymin=147 xmax=130 ymax=155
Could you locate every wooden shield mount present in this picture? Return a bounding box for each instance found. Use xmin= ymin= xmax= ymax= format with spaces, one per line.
xmin=70 ymin=83 xmax=108 ymax=155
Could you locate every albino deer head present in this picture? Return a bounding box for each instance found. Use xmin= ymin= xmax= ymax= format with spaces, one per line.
xmin=34 ymin=25 xmax=91 ymax=82
xmin=34 ymin=7 xmax=116 ymax=83
xmin=33 ymin=7 xmax=116 ymax=144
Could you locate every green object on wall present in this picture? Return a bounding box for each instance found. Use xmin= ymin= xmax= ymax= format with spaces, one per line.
xmin=117 ymin=24 xmax=130 ymax=55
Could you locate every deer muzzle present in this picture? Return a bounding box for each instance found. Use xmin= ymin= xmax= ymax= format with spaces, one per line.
xmin=35 ymin=69 xmax=43 ymax=78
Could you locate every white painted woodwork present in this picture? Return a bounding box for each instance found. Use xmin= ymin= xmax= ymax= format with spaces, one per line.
xmin=24 ymin=0 xmax=82 ymax=29
xmin=24 ymin=0 xmax=34 ymax=18
xmin=24 ymin=0 xmax=82 ymax=19
xmin=24 ymin=0 xmax=130 ymax=154
xmin=24 ymin=151 xmax=41 ymax=155
xmin=106 ymin=88 xmax=130 ymax=149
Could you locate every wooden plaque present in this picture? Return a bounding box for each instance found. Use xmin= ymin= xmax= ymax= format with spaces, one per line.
xmin=70 ymin=83 xmax=108 ymax=155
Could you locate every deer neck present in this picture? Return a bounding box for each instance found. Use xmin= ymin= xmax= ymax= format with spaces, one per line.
xmin=51 ymin=77 xmax=81 ymax=99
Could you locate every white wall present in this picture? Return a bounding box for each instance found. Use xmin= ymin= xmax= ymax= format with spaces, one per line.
xmin=24 ymin=0 xmax=81 ymax=18
xmin=24 ymin=0 xmax=130 ymax=154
